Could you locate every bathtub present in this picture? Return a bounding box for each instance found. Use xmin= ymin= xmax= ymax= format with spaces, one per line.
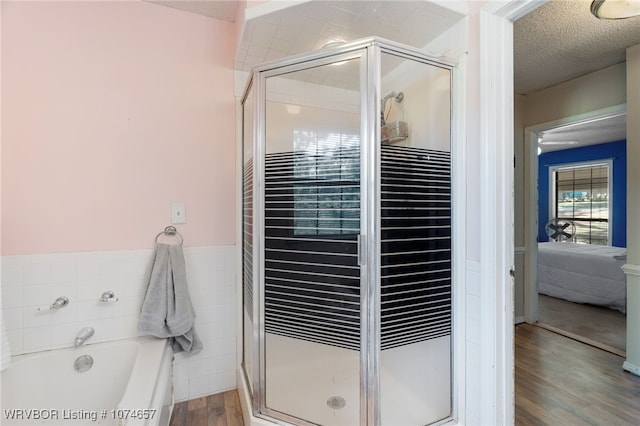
xmin=1 ymin=336 xmax=173 ymax=426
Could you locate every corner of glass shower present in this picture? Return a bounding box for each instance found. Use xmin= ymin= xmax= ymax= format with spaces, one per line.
xmin=241 ymin=37 xmax=455 ymax=426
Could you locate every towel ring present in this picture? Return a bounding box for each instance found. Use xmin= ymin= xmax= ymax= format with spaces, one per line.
xmin=155 ymin=226 xmax=183 ymax=245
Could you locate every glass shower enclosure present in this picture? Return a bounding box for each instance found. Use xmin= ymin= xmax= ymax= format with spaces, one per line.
xmin=241 ymin=37 xmax=454 ymax=426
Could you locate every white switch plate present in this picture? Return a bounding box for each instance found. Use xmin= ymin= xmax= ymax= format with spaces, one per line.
xmin=171 ymin=203 xmax=186 ymax=224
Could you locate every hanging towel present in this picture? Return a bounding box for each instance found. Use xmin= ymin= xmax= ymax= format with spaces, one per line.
xmin=138 ymin=243 xmax=202 ymax=354
xmin=1 ymin=314 xmax=12 ymax=371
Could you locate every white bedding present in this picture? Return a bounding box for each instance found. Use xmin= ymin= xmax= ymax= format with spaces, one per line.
xmin=537 ymin=242 xmax=627 ymax=313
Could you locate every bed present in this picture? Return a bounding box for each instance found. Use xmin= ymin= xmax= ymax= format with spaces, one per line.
xmin=537 ymin=242 xmax=627 ymax=313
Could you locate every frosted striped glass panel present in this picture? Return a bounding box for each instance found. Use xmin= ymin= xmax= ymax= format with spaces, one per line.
xmin=379 ymin=51 xmax=452 ymax=426
xmin=263 ymin=57 xmax=362 ymax=426
xmin=241 ymin=82 xmax=255 ymax=395
xmin=380 ymin=145 xmax=451 ymax=350
xmin=264 ymin=148 xmax=361 ymax=350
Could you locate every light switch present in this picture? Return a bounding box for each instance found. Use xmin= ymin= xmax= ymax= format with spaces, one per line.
xmin=171 ymin=203 xmax=186 ymax=224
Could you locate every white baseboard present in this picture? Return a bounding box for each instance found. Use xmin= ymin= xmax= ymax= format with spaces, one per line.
xmin=623 ymin=360 xmax=640 ymax=376
xmin=514 ymin=316 xmax=526 ymax=324
xmin=237 ymin=368 xmax=275 ymax=426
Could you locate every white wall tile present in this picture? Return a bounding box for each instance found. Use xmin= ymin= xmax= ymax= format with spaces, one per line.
xmin=23 ymin=308 xmax=54 ymax=328
xmin=210 ymin=370 xmax=235 ymax=394
xmin=2 ymin=244 xmax=238 ymax=403
xmin=3 ymin=308 xmax=23 ymax=331
xmin=31 ymin=253 xmax=70 ymax=264
xmin=189 ymin=375 xmax=210 ymax=399
xmin=22 ymin=284 xmax=51 ymax=308
xmin=121 ymin=298 xmax=141 ymax=317
xmin=2 ymin=286 xmax=24 ymax=309
xmin=189 ymin=356 xmax=212 ymax=378
xmin=76 ymin=280 xmax=104 ymax=302
xmin=51 ymin=323 xmax=78 ymax=349
xmin=1 ymin=255 xmax=31 ymax=266
xmin=98 ymin=317 xmax=125 ymax=342
xmin=122 ymin=316 xmax=139 ymax=339
xmin=48 ymin=305 xmax=76 ymax=326
xmin=76 ymin=260 xmax=102 ymax=282
xmin=2 ymin=263 xmax=24 ymax=286
xmin=23 ymin=326 xmax=51 ymax=352
xmin=76 ymin=300 xmax=103 ymax=322
xmin=214 ymin=354 xmax=236 ymax=374
xmin=99 ymin=299 xmax=125 ymax=319
xmin=173 ymin=377 xmax=189 ymax=402
xmin=173 ymin=356 xmax=189 ymax=378
xmin=50 ymin=282 xmax=77 ymax=301
xmin=218 ymin=337 xmax=236 ymax=357
xmin=22 ymin=264 xmax=52 ymax=286
xmin=51 ymin=262 xmax=76 ymax=283
xmin=6 ymin=329 xmax=23 ymax=354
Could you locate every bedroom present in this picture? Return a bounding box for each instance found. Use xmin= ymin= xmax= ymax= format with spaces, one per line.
xmin=513 ymin=2 xmax=637 ymax=357
xmin=535 ymin=117 xmax=627 ymax=354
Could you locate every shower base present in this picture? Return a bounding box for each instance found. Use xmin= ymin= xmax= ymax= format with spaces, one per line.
xmin=239 ymin=333 xmax=451 ymax=426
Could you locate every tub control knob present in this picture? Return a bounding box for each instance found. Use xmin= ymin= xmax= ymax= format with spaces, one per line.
xmin=74 ymin=355 xmax=94 ymax=373
xmin=99 ymin=290 xmax=118 ymax=303
xmin=37 ymin=296 xmax=70 ymax=311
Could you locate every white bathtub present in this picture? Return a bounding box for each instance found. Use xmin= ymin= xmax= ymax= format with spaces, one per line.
xmin=1 ymin=337 xmax=173 ymax=426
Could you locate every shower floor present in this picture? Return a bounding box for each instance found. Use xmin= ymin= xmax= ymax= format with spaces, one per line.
xmin=265 ymin=333 xmax=451 ymax=426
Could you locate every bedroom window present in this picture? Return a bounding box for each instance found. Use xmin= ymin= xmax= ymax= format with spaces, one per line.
xmin=550 ymin=160 xmax=612 ymax=245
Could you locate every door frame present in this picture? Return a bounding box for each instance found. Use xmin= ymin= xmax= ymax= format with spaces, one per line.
xmin=479 ymin=1 xmax=544 ymax=424
xmin=522 ymin=104 xmax=628 ymax=324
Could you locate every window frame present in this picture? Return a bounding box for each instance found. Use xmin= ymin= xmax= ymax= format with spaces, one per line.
xmin=548 ymin=158 xmax=613 ymax=245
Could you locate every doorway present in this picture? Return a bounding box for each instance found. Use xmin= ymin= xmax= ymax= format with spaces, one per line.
xmin=522 ymin=106 xmax=628 ymax=356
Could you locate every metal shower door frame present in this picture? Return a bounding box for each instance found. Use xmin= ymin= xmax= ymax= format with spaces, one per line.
xmin=242 ymin=36 xmax=456 ymax=426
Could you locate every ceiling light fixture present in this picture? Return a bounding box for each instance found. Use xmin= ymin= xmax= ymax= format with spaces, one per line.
xmin=322 ymin=40 xmax=346 ymax=49
xmin=590 ymin=0 xmax=640 ymax=20
xmin=322 ymin=40 xmax=349 ymax=66
xmin=538 ymin=140 xmax=580 ymax=146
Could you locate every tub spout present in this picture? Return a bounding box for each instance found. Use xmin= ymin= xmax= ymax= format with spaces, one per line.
xmin=74 ymin=326 xmax=94 ymax=346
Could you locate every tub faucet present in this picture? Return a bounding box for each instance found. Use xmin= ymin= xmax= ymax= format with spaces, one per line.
xmin=100 ymin=290 xmax=116 ymax=302
xmin=74 ymin=327 xmax=95 ymax=347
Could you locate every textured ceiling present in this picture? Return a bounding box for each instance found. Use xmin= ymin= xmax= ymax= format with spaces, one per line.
xmin=235 ymin=1 xmax=464 ymax=73
xmin=145 ymin=0 xmax=239 ymax=21
xmin=514 ymin=0 xmax=638 ymax=153
xmin=538 ymin=112 xmax=627 ymax=152
xmin=514 ymin=0 xmax=640 ymax=95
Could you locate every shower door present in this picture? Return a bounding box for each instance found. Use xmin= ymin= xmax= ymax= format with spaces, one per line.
xmin=260 ymin=52 xmax=366 ymax=425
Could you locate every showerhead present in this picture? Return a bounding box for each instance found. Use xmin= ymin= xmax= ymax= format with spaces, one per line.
xmin=382 ymin=91 xmax=396 ymax=103
xmin=381 ymin=91 xmax=404 ymax=110
xmin=381 ymin=91 xmax=405 ymax=126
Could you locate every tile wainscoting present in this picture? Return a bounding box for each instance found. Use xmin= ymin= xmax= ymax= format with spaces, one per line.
xmin=1 ymin=245 xmax=237 ymax=402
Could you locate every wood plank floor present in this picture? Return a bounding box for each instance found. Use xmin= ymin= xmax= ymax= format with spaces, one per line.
xmin=171 ymin=326 xmax=640 ymax=426
xmin=516 ymin=323 xmax=640 ymax=425
xmin=169 ymin=390 xmax=244 ymax=426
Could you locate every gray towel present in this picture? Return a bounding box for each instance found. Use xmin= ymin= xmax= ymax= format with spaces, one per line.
xmin=138 ymin=243 xmax=202 ymax=354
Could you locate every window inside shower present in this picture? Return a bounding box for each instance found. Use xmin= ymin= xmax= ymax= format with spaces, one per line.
xmin=292 ymin=130 xmax=360 ymax=237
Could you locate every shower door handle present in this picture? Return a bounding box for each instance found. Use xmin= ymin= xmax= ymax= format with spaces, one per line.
xmin=358 ymin=234 xmax=366 ymax=266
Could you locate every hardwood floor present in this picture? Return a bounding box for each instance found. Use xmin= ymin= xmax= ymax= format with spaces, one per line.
xmin=171 ymin=327 xmax=640 ymax=426
xmin=538 ymin=294 xmax=626 ymax=355
xmin=169 ymin=390 xmax=244 ymax=426
xmin=516 ymin=323 xmax=640 ymax=425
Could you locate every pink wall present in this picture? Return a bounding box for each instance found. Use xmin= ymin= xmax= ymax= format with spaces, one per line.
xmin=1 ymin=1 xmax=237 ymax=255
